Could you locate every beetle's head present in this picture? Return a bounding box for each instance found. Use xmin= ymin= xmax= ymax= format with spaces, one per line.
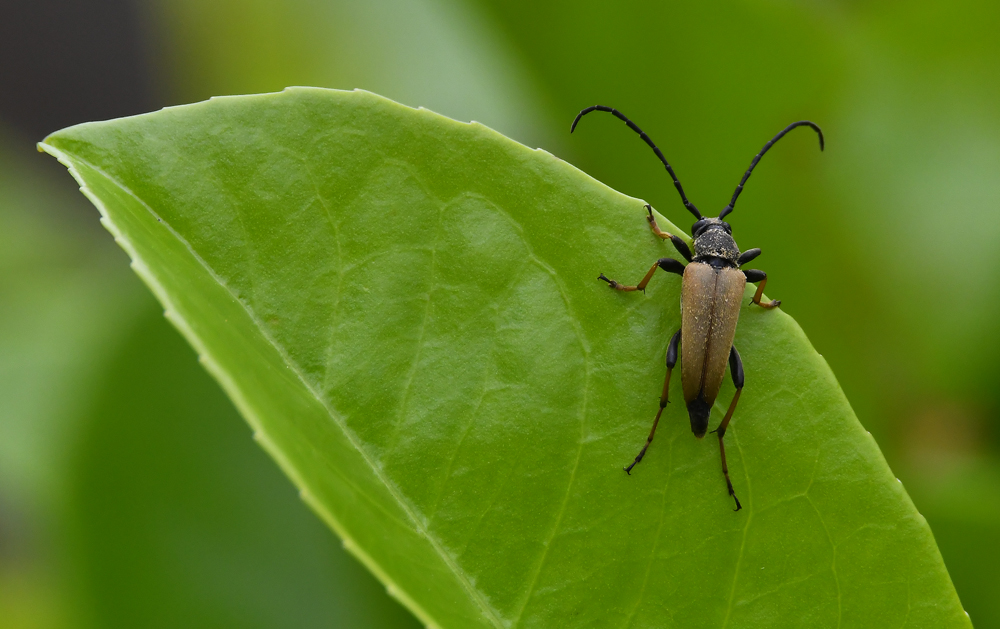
xmin=691 ymin=217 xmax=732 ymax=238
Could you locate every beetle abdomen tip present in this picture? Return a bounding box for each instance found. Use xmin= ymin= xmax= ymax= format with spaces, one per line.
xmin=687 ymin=396 xmax=711 ymax=438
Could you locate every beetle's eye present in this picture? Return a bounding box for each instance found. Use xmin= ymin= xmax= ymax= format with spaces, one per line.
xmin=721 ymin=221 xmax=732 ymax=233
xmin=692 ymin=220 xmax=707 ymax=235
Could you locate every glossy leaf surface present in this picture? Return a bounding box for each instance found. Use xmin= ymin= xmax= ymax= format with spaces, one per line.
xmin=40 ymin=88 xmax=969 ymax=628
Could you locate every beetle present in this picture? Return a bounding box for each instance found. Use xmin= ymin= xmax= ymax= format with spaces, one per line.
xmin=571 ymin=105 xmax=823 ymax=511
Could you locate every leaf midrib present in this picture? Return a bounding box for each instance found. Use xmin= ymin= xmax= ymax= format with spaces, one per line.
xmin=43 ymin=144 xmax=507 ymax=629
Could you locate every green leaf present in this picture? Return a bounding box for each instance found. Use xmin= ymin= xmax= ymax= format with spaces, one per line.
xmin=40 ymin=88 xmax=969 ymax=628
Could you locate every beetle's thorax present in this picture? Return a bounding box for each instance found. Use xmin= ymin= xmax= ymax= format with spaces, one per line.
xmin=692 ymin=219 xmax=740 ymax=266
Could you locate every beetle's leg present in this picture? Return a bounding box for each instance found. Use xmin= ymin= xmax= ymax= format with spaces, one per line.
xmin=711 ymin=345 xmax=745 ymax=511
xmin=599 ymin=258 xmax=684 ymax=293
xmin=625 ymin=329 xmax=681 ymax=474
xmin=743 ymin=269 xmax=781 ymax=309
xmin=645 ymin=204 xmax=673 ymax=239
xmin=645 ymin=205 xmax=693 ymax=262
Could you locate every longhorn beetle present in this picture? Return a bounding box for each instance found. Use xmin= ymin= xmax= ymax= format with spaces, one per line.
xmin=571 ymin=106 xmax=823 ymax=511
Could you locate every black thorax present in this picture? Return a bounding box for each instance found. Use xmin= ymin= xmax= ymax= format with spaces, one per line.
xmin=693 ymin=225 xmax=740 ymax=268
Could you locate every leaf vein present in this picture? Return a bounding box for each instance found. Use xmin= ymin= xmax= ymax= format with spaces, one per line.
xmin=299 ymin=160 xmax=346 ymax=393
xmin=509 ymin=252 xmax=591 ymax=629
xmin=387 ymin=203 xmax=444 ymax=459
xmin=622 ymin=430 xmax=677 ymax=629
xmin=721 ymin=426 xmax=752 ymax=629
xmin=425 ymin=269 xmax=524 ymax=525
xmin=806 ymin=493 xmax=842 ymax=629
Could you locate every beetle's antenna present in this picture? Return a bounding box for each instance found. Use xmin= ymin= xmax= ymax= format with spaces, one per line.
xmin=572 ymin=105 xmax=702 ymax=220
xmin=719 ymin=121 xmax=823 ymax=219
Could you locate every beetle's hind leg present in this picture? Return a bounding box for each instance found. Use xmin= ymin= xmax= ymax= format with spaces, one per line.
xmin=711 ymin=345 xmax=745 ymax=511
xmin=625 ymin=329 xmax=681 ymax=474
xmin=599 ymin=258 xmax=684 ymax=293
xmin=743 ymin=269 xmax=781 ymax=309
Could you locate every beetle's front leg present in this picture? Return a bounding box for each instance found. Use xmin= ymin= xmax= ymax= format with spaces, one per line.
xmin=645 ymin=205 xmax=693 ymax=262
xmin=599 ymin=257 xmax=684 ymax=293
xmin=743 ymin=269 xmax=781 ymax=308
xmin=645 ymin=203 xmax=673 ymax=239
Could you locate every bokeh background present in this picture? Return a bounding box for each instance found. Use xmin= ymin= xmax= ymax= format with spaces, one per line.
xmin=1 ymin=0 xmax=999 ymax=627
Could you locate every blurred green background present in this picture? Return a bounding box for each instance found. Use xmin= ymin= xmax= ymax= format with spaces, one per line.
xmin=1 ymin=0 xmax=998 ymax=627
